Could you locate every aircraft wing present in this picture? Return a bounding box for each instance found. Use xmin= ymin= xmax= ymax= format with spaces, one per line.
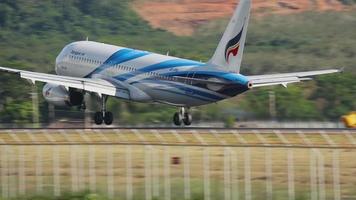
xmin=247 ymin=69 xmax=342 ymax=88
xmin=0 ymin=66 xmax=128 ymax=98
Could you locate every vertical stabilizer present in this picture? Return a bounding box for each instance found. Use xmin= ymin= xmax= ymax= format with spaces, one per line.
xmin=208 ymin=0 xmax=251 ymax=73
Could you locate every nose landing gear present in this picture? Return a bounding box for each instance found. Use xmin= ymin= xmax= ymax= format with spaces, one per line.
xmin=94 ymin=95 xmax=114 ymax=125
xmin=173 ymin=107 xmax=192 ymax=126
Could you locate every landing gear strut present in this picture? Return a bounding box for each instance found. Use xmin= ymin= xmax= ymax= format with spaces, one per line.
xmin=173 ymin=107 xmax=192 ymax=126
xmin=78 ymin=101 xmax=86 ymax=110
xmin=94 ymin=95 xmax=114 ymax=125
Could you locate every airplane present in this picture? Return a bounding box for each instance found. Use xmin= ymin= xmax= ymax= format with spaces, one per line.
xmin=0 ymin=0 xmax=341 ymax=126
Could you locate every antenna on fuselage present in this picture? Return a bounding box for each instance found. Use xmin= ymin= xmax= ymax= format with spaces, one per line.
xmin=86 ymin=36 xmax=89 ymax=41
xmin=166 ymin=51 xmax=169 ymax=56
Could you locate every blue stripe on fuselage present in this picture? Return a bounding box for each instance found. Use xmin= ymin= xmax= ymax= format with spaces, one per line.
xmin=162 ymin=71 xmax=249 ymax=85
xmin=115 ymin=59 xmax=205 ymax=81
xmin=133 ymin=79 xmax=225 ymax=101
xmin=152 ymin=88 xmax=213 ymax=103
xmin=85 ymin=48 xmax=150 ymax=78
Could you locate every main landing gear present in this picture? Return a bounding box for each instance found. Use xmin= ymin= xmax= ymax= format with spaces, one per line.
xmin=173 ymin=107 xmax=192 ymax=126
xmin=94 ymin=95 xmax=114 ymax=125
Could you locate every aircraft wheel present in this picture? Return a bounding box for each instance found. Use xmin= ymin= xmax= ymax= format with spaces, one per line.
xmin=104 ymin=112 xmax=114 ymax=125
xmin=94 ymin=112 xmax=103 ymax=125
xmin=183 ymin=113 xmax=192 ymax=126
xmin=173 ymin=112 xmax=183 ymax=126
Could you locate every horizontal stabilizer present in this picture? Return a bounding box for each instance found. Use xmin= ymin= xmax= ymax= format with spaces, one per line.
xmin=248 ymin=69 xmax=342 ymax=88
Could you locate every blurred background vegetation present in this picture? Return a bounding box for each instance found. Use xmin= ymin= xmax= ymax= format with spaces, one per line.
xmin=0 ymin=0 xmax=355 ymax=125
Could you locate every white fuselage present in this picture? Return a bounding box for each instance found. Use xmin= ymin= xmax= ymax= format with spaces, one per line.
xmin=55 ymin=41 xmax=250 ymax=107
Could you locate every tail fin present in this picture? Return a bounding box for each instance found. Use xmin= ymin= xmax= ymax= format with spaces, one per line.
xmin=208 ymin=0 xmax=251 ymax=73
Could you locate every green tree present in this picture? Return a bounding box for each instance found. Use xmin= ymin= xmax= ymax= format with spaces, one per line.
xmin=313 ymin=73 xmax=356 ymax=119
xmin=0 ymin=0 xmax=355 ymax=124
xmin=275 ymin=85 xmax=320 ymax=120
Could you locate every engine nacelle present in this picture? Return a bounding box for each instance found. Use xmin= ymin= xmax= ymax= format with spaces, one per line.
xmin=43 ymin=84 xmax=84 ymax=107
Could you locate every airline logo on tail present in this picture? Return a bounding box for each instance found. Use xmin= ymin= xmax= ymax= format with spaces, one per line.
xmin=224 ymin=26 xmax=244 ymax=63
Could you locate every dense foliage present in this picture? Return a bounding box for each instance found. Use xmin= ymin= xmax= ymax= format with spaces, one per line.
xmin=0 ymin=0 xmax=355 ymax=124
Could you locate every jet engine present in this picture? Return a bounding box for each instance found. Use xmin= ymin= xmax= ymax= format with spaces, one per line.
xmin=42 ymin=83 xmax=84 ymax=107
xmin=206 ymin=78 xmax=225 ymax=91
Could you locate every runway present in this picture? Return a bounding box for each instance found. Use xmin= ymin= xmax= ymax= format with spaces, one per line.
xmin=0 ymin=127 xmax=352 ymax=131
xmin=0 ymin=128 xmax=355 ymax=148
